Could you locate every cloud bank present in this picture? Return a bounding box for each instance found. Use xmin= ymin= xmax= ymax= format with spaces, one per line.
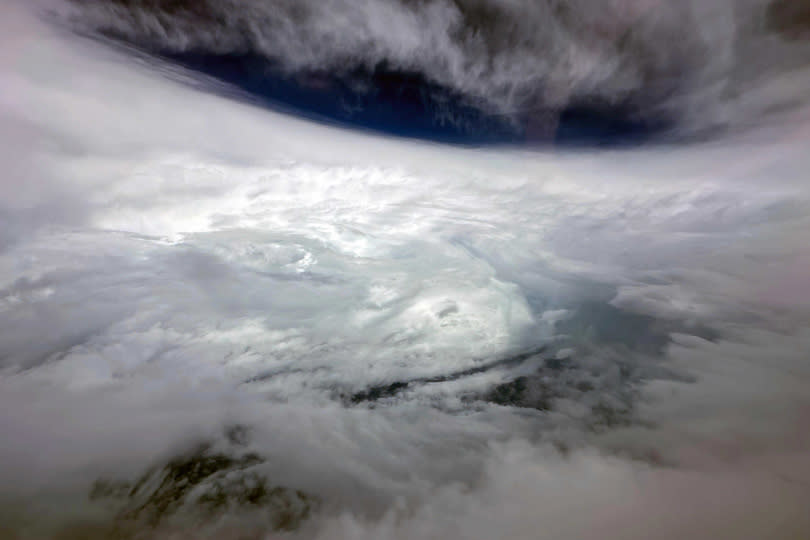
xmin=0 ymin=1 xmax=809 ymax=538
xmin=60 ymin=0 xmax=810 ymax=140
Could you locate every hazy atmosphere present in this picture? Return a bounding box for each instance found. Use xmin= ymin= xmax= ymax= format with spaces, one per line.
xmin=1 ymin=1 xmax=809 ymax=538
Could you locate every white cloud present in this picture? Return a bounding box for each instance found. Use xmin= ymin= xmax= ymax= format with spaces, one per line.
xmin=1 ymin=1 xmax=809 ymax=538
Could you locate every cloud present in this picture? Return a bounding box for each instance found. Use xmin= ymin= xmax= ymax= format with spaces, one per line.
xmin=1 ymin=1 xmax=809 ymax=538
xmin=60 ymin=0 xmax=810 ymax=137
xmin=300 ymin=440 xmax=810 ymax=540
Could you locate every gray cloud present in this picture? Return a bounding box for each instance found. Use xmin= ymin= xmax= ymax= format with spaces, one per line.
xmin=59 ymin=0 xmax=810 ymax=136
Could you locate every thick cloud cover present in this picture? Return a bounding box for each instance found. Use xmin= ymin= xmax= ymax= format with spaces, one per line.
xmin=1 ymin=1 xmax=810 ymax=538
xmin=62 ymin=0 xmax=810 ymax=140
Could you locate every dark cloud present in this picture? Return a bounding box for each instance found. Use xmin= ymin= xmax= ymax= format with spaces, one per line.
xmin=59 ymin=0 xmax=810 ymax=143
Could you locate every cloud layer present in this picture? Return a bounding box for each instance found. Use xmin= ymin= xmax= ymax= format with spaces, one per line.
xmin=60 ymin=0 xmax=810 ymax=139
xmin=1 ymin=1 xmax=809 ymax=538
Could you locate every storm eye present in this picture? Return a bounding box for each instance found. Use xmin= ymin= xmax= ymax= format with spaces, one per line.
xmin=4 ymin=1 xmax=810 ymax=538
